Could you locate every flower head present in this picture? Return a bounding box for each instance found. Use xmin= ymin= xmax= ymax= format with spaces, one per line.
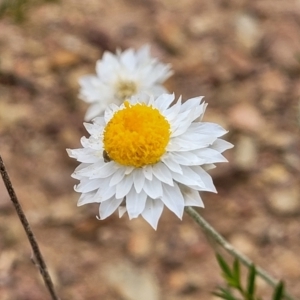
xmin=67 ymin=93 xmax=233 ymax=229
xmin=79 ymin=45 xmax=173 ymax=121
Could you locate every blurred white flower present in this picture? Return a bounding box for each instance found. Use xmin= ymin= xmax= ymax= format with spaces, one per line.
xmin=67 ymin=93 xmax=233 ymax=229
xmin=79 ymin=45 xmax=173 ymax=121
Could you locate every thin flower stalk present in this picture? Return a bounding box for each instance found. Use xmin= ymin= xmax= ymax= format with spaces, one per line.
xmin=0 ymin=155 xmax=60 ymax=300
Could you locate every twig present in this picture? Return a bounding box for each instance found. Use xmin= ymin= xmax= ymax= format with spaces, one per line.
xmin=185 ymin=206 xmax=295 ymax=300
xmin=0 ymin=154 xmax=60 ymax=300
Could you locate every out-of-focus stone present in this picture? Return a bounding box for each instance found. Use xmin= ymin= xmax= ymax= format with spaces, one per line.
xmin=32 ymin=57 xmax=50 ymax=75
xmin=59 ymin=127 xmax=82 ymax=148
xmin=233 ymin=13 xmax=262 ymax=53
xmin=25 ymin=39 xmax=46 ymax=56
xmin=229 ymin=233 xmax=256 ymax=256
xmin=228 ymin=103 xmax=265 ymax=132
xmin=105 ymin=261 xmax=160 ymax=300
xmin=259 ymin=129 xmax=295 ymax=150
xmin=167 ymin=270 xmax=198 ymax=293
xmin=127 ymin=230 xmax=152 ymax=260
xmin=0 ymin=102 xmax=32 ymax=127
xmin=265 ymin=21 xmax=300 ymax=72
xmin=284 ymin=151 xmax=300 ymax=173
xmin=1 ymin=217 xmax=24 ymax=247
xmin=250 ymin=1 xmax=300 ymax=17
xmin=223 ymin=47 xmax=256 ymax=76
xmin=46 ymin=195 xmax=79 ymax=225
xmin=257 ymin=68 xmax=288 ymax=111
xmin=259 ymin=164 xmax=292 ymax=185
xmin=187 ymin=13 xmax=224 ymax=38
xmin=275 ymin=250 xmax=300 ymax=278
xmin=155 ymin=13 xmax=186 ymax=54
xmin=50 ymin=50 xmax=81 ymax=69
xmin=234 ymin=135 xmax=258 ymax=171
xmin=72 ymin=214 xmax=102 ymax=240
xmin=0 ymin=250 xmax=17 ymax=284
xmin=0 ymin=51 xmax=15 ymax=72
xmin=267 ymin=186 xmax=300 ymax=216
xmin=258 ymin=68 xmax=287 ymax=94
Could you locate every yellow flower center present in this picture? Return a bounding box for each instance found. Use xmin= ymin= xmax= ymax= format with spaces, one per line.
xmin=115 ymin=80 xmax=137 ymax=100
xmin=103 ymin=101 xmax=171 ymax=167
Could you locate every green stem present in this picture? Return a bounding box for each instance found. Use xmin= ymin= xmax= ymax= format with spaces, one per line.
xmin=185 ymin=206 xmax=294 ymax=300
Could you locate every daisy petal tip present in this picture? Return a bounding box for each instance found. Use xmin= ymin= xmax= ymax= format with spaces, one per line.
xmin=66 ymin=149 xmax=73 ymax=157
xmin=147 ymin=220 xmax=158 ymax=230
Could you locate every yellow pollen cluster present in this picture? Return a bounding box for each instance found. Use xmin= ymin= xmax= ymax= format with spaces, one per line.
xmin=103 ymin=101 xmax=171 ymax=167
xmin=115 ymin=80 xmax=137 ymax=100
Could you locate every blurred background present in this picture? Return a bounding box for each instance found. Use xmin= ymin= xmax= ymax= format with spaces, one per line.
xmin=1 ymin=0 xmax=300 ymax=299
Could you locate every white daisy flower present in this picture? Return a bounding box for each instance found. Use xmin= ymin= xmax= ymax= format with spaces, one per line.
xmin=79 ymin=45 xmax=173 ymax=121
xmin=67 ymin=93 xmax=233 ymax=229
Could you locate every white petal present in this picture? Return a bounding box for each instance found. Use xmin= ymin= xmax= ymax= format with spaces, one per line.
xmin=141 ymin=198 xmax=164 ymax=230
xmin=67 ymin=148 xmax=100 ymax=163
xmin=120 ymin=48 xmax=137 ymax=71
xmin=126 ymin=189 xmax=147 ymax=219
xmin=161 ymin=155 xmax=182 ymax=174
xmin=125 ymin=166 xmax=135 ymax=175
xmin=154 ymin=93 xmax=175 ymax=111
xmin=164 ymin=96 xmax=182 ymax=121
xmin=180 ymin=96 xmax=204 ymax=112
xmin=77 ymin=191 xmax=97 ymax=206
xmin=152 ymin=162 xmax=174 ymax=186
xmin=99 ymin=197 xmax=123 ymax=219
xmin=169 ymin=109 xmax=192 ymax=134
xmin=101 ymin=184 xmax=117 ymax=201
xmin=116 ymin=175 xmax=134 ymax=199
xmin=168 ymin=151 xmax=206 ymax=166
xmin=75 ymin=179 xmax=101 ymax=193
xmin=133 ymin=168 xmax=145 ymax=193
xmin=193 ymin=148 xmax=228 ymax=164
xmin=118 ymin=206 xmax=127 ymax=217
xmin=193 ymin=122 xmax=228 ymax=137
xmin=181 ymin=187 xmax=204 ymax=207
xmin=80 ymin=136 xmax=102 ymax=150
xmin=84 ymin=122 xmax=104 ymax=136
xmin=109 ymin=167 xmax=126 ymax=186
xmin=191 ymin=166 xmax=217 ymax=193
xmin=88 ymin=163 xmax=116 ymax=178
xmin=161 ymin=183 xmax=184 ymax=218
xmin=93 ymin=116 xmax=106 ymax=126
xmin=136 ymin=44 xmax=150 ymax=62
xmin=74 ymin=161 xmax=104 ymax=175
xmin=104 ymin=103 xmax=119 ymax=123
xmin=84 ymin=103 xmax=106 ymax=121
xmin=167 ymin=134 xmax=215 ymax=152
xmin=211 ymin=139 xmax=234 ymax=153
xmin=77 ymin=161 xmax=116 ymax=179
xmin=202 ymin=163 xmax=216 ymax=170
xmin=143 ymin=176 xmax=163 ymax=199
xmin=171 ymin=166 xmax=204 ymax=188
xmin=142 ymin=165 xmax=153 ymax=180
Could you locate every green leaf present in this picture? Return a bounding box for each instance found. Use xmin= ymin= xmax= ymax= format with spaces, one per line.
xmin=232 ymin=259 xmax=241 ymax=288
xmin=272 ymin=281 xmax=285 ymax=300
xmin=227 ymin=277 xmax=241 ymax=289
xmin=216 ymin=254 xmax=233 ymax=279
xmin=246 ymin=264 xmax=256 ymax=299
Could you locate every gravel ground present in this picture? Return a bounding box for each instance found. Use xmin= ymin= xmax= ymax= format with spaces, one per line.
xmin=1 ymin=1 xmax=300 ymax=299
